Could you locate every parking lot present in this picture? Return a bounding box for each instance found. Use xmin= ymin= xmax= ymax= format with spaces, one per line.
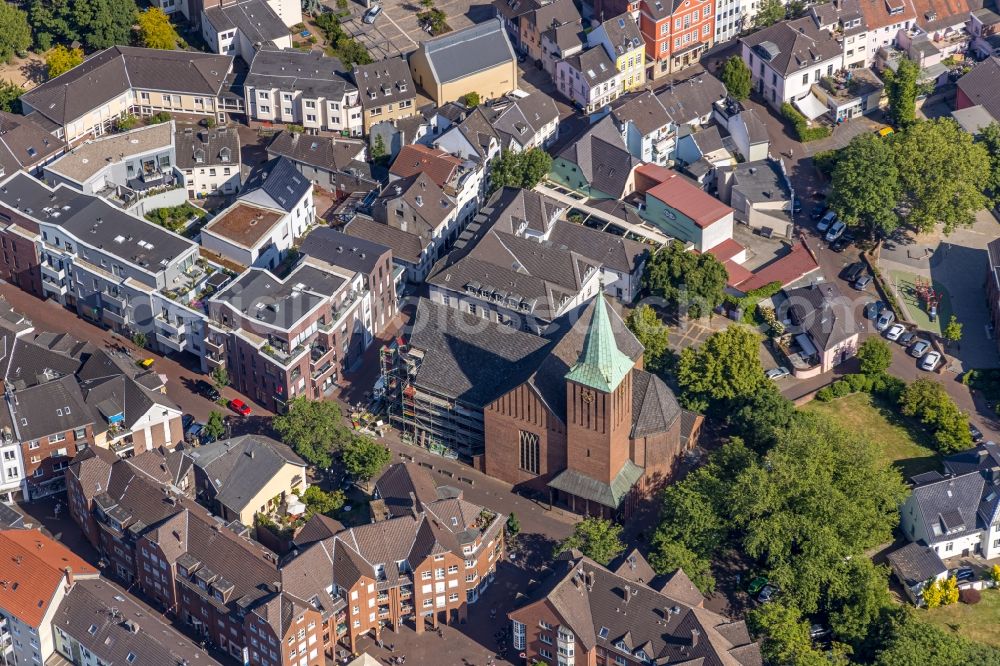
xmin=340 ymin=0 xmax=497 ymax=59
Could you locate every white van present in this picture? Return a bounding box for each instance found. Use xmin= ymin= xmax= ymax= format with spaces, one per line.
xmin=363 ymin=4 xmax=382 ymax=23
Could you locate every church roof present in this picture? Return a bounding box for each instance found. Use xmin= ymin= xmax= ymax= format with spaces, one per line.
xmin=564 ymin=292 xmax=634 ymax=392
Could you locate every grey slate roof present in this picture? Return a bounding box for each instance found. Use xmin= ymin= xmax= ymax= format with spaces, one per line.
xmin=80 ymin=371 xmax=179 ymax=434
xmin=373 ymin=171 xmax=456 ymax=234
xmin=610 ymin=90 xmax=671 ymax=136
xmin=957 ymin=57 xmax=1000 ymax=123
xmin=300 ymin=226 xmax=389 ymax=275
xmin=486 ymin=93 xmax=559 ymax=149
xmin=562 ymin=45 xmax=618 ymax=86
xmin=548 ymin=459 xmax=644 ymax=508
xmin=408 ymin=298 xmax=550 ymax=407
xmin=631 ymin=369 xmax=680 ymax=438
xmin=238 ymin=156 xmax=311 ymax=212
xmin=266 ymin=131 xmax=367 ymax=173
xmin=353 ymin=57 xmax=416 ymax=110
xmin=597 ymin=13 xmax=644 ymax=56
xmin=420 ymin=18 xmax=516 ymax=85
xmin=909 ymin=471 xmax=986 ymax=544
xmin=515 ymin=553 xmax=762 ymax=664
xmin=204 ymin=0 xmax=288 ymax=45
xmin=0 ymin=111 xmax=63 ymax=175
xmin=53 ymin=578 xmax=223 ymax=666
xmin=741 ymin=17 xmax=843 ymax=76
xmin=887 ymin=542 xmax=947 ymax=587
xmin=21 ymin=46 xmax=232 ymax=126
xmin=944 ymin=441 xmax=1000 ymax=476
xmin=246 ymin=48 xmax=356 ymax=100
xmin=5 ymin=337 xmax=81 ymax=390
xmin=175 ymin=124 xmax=240 ymax=170
xmin=344 ymin=215 xmax=426 ymax=265
xmin=8 ymin=375 xmax=92 ymax=441
xmin=781 ymin=283 xmax=855 ymax=352
xmin=557 ymin=115 xmax=641 ymax=198
xmin=0 ymin=502 xmax=25 ymax=529
xmin=374 ymin=462 xmax=460 ymax=518
xmin=655 ymin=74 xmax=728 ymax=124
xmin=187 ymin=435 xmax=307 ymax=516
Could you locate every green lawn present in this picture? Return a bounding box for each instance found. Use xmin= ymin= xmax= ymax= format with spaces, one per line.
xmin=889 ymin=270 xmax=952 ymax=336
xmin=924 ymin=588 xmax=1000 ymax=649
xmin=803 ymin=393 xmax=939 ymax=478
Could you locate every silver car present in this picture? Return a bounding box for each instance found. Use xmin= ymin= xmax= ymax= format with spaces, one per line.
xmin=875 ymin=310 xmax=895 ymax=331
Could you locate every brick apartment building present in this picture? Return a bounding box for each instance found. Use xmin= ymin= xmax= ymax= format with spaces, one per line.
xmin=206 ymin=229 xmax=396 ymax=412
xmin=283 ymin=463 xmax=505 ymax=652
xmin=509 ymin=550 xmax=761 ymax=665
xmin=639 ymin=0 xmax=715 ymax=77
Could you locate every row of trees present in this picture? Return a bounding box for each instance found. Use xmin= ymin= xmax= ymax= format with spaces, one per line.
xmin=642 ymin=240 xmax=729 ymax=320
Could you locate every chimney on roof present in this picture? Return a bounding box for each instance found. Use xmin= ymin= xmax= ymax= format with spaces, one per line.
xmin=623 ymin=585 xmax=632 ymax=603
xmin=586 ymin=570 xmax=595 ymax=590
xmin=691 ymin=628 xmax=701 ymax=647
xmin=64 ymin=566 xmax=74 ymax=587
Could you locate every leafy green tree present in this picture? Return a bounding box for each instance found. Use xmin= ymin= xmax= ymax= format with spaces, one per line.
xmin=301 ymin=485 xmax=345 ymax=516
xmin=211 ymin=365 xmax=230 ymax=389
xmin=825 ymin=557 xmax=893 ymax=648
xmin=650 ymin=541 xmax=715 ymax=594
xmin=944 ymin=314 xmax=963 ymax=346
xmin=555 ymin=517 xmax=624 ymax=565
xmin=730 ymin=384 xmax=795 ymax=453
xmin=720 ymin=55 xmax=751 ymax=100
xmin=979 ymin=122 xmax=1000 ymax=205
xmin=730 ymin=412 xmax=908 ymax=613
xmin=899 ymin=378 xmax=971 ymax=453
xmin=643 ymin=240 xmax=728 ymax=320
xmin=0 ymin=4 xmax=31 ymax=64
xmin=857 ymin=337 xmax=893 ymax=376
xmin=419 ymin=0 xmax=434 ymax=8
xmin=273 ymin=397 xmax=350 ymax=468
xmin=137 ymin=7 xmax=179 ymax=49
xmin=341 ymin=435 xmax=391 ymax=486
xmin=828 ymin=133 xmax=901 ymax=239
xmin=676 ymin=325 xmax=765 ymax=412
xmin=0 ymin=80 xmax=24 ymax=113
xmin=33 ymin=0 xmax=139 ymax=51
xmin=872 ymin=606 xmax=1000 ymax=665
xmin=884 ymin=58 xmax=919 ymax=128
xmin=506 ymin=512 xmax=520 ymax=537
xmin=114 ymin=113 xmax=138 ymax=132
xmin=131 ymin=331 xmax=147 ymax=349
xmin=204 ymin=411 xmax=226 ymax=440
xmin=625 ymin=305 xmax=671 ymax=375
xmin=461 ymin=91 xmax=480 ymax=107
xmin=753 ymin=0 xmax=786 ymax=27
xmin=893 ymin=118 xmax=989 ymax=233
xmin=286 ymin=123 xmax=304 ymax=135
xmin=371 ymin=134 xmax=387 ymax=162
xmin=489 ymin=148 xmax=553 ymax=194
xmin=750 ymin=603 xmax=841 ymax=666
xmin=45 ymin=44 xmax=82 ymax=78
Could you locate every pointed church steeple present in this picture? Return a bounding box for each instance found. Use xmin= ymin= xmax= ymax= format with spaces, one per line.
xmin=564 ymin=292 xmax=634 ymax=393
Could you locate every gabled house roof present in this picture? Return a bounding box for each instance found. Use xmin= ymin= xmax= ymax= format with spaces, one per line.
xmin=238 ymin=156 xmax=311 ymax=212
xmin=246 ymin=48 xmax=355 ymax=100
xmin=610 ymin=91 xmax=671 ymax=136
xmin=390 ymin=144 xmax=464 ymax=188
xmin=485 ymin=93 xmax=560 ymax=149
xmin=741 ymin=17 xmax=844 ymax=75
xmin=655 ymin=74 xmax=727 ymax=124
xmin=204 ymin=0 xmax=287 ymax=45
xmin=957 ymin=57 xmax=1000 ymax=124
xmin=418 ymin=18 xmax=517 ymax=85
xmin=887 ymin=542 xmax=947 ymax=587
xmin=175 ymin=124 xmax=240 ymax=170
xmin=0 ymin=111 xmax=63 ymax=174
xmin=266 ymin=131 xmax=367 ymax=174
xmin=781 ymin=283 xmax=855 ymax=352
xmin=858 ymin=0 xmax=917 ymax=31
xmin=908 ymin=470 xmax=986 ymax=544
xmin=353 ymin=57 xmax=416 ymax=110
xmin=641 ymin=166 xmax=733 ymax=228
xmin=557 ymin=115 xmax=641 ymax=198
xmin=9 ymin=374 xmax=92 ymax=441
xmin=374 ymin=171 xmax=456 ymax=234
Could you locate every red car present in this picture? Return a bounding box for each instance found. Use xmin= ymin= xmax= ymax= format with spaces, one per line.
xmin=228 ymin=398 xmax=251 ymax=416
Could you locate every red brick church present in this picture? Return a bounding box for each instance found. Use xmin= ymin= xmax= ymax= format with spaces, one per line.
xmin=483 ymin=293 xmax=687 ymax=518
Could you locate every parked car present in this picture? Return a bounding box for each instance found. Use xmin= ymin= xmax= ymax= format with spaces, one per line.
xmin=195 ymin=380 xmax=220 ymax=401
xmin=909 ymin=339 xmax=931 ymax=357
xmin=876 ymin=310 xmax=896 ymax=331
xmin=182 ymin=414 xmax=195 ymax=430
xmin=970 ymin=423 xmax=985 ymax=443
xmin=920 ymin=350 xmax=942 ymax=371
xmin=184 ymin=422 xmax=203 ymax=443
xmin=747 ymin=577 xmax=769 ymax=596
xmin=818 ymin=210 xmax=837 ymax=232
xmin=853 ymin=275 xmax=873 ymax=291
xmin=843 ymin=262 xmax=866 ymax=283
xmin=898 ymin=331 xmax=916 ymax=346
xmin=864 ymin=301 xmax=885 ymax=320
xmin=825 ymin=220 xmax=847 ymax=242
xmin=139 ymin=358 xmax=154 ymax=369
xmin=229 ymin=398 xmax=252 ymax=416
xmin=829 ymin=236 xmax=850 ymax=252
xmin=809 ymin=624 xmax=832 ymax=641
xmin=885 ymin=323 xmax=905 ymax=341
xmin=363 ymin=4 xmax=382 ymax=23
xmin=952 ymin=567 xmax=976 ymax=583
xmin=811 ymin=205 xmax=827 ymax=220
xmin=758 ymin=585 xmax=779 ymax=603
xmin=766 ymin=366 xmax=791 ymax=380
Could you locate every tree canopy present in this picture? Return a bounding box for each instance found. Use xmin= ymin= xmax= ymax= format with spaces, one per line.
xmin=489 ymin=148 xmax=553 ymax=194
xmin=857 ymin=337 xmax=893 ymax=376
xmin=273 ymin=397 xmax=351 ymax=468
xmin=677 ymin=325 xmax=765 ymax=413
xmin=137 ymin=7 xmax=180 ymax=49
xmin=340 ymin=435 xmax=392 ymax=484
xmin=730 ymin=383 xmax=796 ymax=453
xmin=31 ymin=0 xmax=139 ymax=51
xmin=625 ymin=304 xmax=671 ymax=376
xmin=721 ymin=56 xmax=751 ymax=100
xmin=45 ymin=44 xmax=83 ymax=79
xmin=204 ymin=411 xmax=225 ymax=440
xmin=885 ymin=58 xmax=919 ymax=128
xmin=555 ymin=517 xmax=625 ymax=565
xmin=899 ymin=378 xmax=971 ymax=453
xmin=979 ymin=122 xmax=1000 ymax=205
xmin=894 ymin=118 xmax=990 ymax=233
xmin=0 ymin=80 xmax=24 ymax=113
xmin=301 ymin=485 xmax=345 ymax=516
xmin=0 ymin=4 xmax=31 ymax=65
xmin=828 ymin=133 xmax=901 ymax=239
xmin=753 ymin=0 xmax=786 ymax=27
xmin=871 ymin=606 xmax=1000 ymax=666
xmin=643 ymin=241 xmax=728 ymax=320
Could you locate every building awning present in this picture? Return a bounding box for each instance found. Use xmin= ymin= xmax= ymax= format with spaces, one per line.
xmin=795 ymin=333 xmax=819 ymax=357
xmin=794 ymin=92 xmax=828 ymax=121
xmin=548 ymin=460 xmax=644 ymax=509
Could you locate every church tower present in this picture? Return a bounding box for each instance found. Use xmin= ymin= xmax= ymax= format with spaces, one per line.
xmin=563 ymin=293 xmax=636 ymax=489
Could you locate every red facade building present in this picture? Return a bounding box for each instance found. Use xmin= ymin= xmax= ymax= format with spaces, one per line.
xmin=639 ymin=0 xmax=715 ymax=77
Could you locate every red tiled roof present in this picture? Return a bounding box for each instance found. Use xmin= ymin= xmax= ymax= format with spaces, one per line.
xmin=646 ymin=170 xmax=733 ymax=229
xmin=0 ymin=530 xmax=98 ymax=627
xmin=732 ymin=241 xmax=820 ymax=292
xmin=707 ymin=238 xmax=745 ymax=263
xmin=858 ymin=0 xmax=916 ymax=30
xmin=389 ymin=144 xmax=463 ymax=189
xmin=724 ymin=260 xmax=754 ymax=287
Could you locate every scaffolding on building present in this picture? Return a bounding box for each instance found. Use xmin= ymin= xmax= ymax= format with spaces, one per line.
xmin=379 ymin=339 xmax=484 ymax=462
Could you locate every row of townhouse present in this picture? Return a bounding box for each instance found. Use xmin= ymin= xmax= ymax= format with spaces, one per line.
xmin=65 ymin=446 xmax=504 ymax=663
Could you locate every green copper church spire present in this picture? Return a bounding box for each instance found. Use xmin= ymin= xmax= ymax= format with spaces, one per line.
xmin=564 ymin=291 xmax=633 ymax=393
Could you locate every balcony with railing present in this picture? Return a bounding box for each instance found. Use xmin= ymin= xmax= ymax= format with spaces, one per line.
xmin=155 ymin=314 xmax=187 ymax=335
xmin=41 ymin=275 xmax=68 ymax=295
xmin=102 ymin=290 xmax=126 ymax=309
xmin=40 ymin=262 xmax=66 ymax=281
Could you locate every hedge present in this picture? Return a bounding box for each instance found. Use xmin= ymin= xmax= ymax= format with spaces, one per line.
xmin=815 ymin=371 xmax=904 ymax=402
xmin=781 ymin=103 xmax=832 ymax=142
